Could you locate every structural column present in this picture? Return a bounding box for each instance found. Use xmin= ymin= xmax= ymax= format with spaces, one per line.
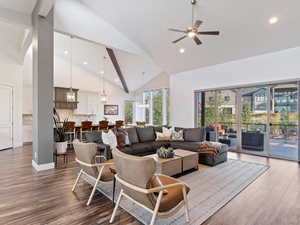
xmin=32 ymin=2 xmax=54 ymax=170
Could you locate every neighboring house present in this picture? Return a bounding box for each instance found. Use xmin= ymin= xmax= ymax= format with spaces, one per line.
xmin=203 ymin=87 xmax=298 ymax=115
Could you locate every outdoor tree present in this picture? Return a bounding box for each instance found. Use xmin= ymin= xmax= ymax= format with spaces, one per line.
xmin=242 ymin=102 xmax=252 ymax=124
xmin=124 ymin=101 xmax=133 ymax=124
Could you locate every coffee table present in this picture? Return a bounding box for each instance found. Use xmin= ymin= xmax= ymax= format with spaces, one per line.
xmin=146 ymin=149 xmax=199 ymax=176
xmin=146 ymin=154 xmax=182 ymax=176
xmin=174 ymin=149 xmax=199 ymax=172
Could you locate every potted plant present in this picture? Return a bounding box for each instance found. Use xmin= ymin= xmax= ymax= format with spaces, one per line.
xmin=53 ymin=108 xmax=68 ymax=154
xmin=157 ymin=147 xmax=174 ymax=159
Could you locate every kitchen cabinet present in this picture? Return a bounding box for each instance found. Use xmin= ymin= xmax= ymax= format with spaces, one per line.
xmin=75 ymin=91 xmax=99 ymax=115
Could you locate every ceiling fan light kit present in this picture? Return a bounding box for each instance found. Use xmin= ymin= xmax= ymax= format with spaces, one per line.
xmin=169 ymin=0 xmax=220 ymax=46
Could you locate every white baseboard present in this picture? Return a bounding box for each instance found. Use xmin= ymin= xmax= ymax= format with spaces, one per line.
xmin=32 ymin=160 xmax=55 ymax=171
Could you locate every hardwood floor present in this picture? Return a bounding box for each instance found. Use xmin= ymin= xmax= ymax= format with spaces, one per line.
xmin=0 ymin=146 xmax=300 ymax=225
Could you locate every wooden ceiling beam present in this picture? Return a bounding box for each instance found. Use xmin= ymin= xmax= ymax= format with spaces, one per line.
xmin=106 ymin=48 xmax=129 ymax=93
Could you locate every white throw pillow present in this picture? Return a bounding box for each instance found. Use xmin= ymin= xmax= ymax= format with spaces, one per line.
xmin=171 ymin=129 xmax=184 ymax=141
xmin=102 ymin=130 xmax=117 ymax=148
xmin=162 ymin=127 xmax=174 ymax=136
xmin=156 ymin=132 xmax=171 ymax=141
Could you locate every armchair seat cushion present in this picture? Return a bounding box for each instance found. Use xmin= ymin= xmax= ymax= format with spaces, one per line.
xmin=149 ymin=175 xmax=190 ymax=212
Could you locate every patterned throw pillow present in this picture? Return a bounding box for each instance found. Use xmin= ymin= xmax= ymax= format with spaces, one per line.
xmin=162 ymin=127 xmax=174 ymax=136
xmin=171 ymin=130 xmax=184 ymax=141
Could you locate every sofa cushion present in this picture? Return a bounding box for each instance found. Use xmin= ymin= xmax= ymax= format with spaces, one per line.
xmin=183 ymin=128 xmax=205 ymax=142
xmin=85 ymin=131 xmax=103 ymax=144
xmin=170 ymin=141 xmax=201 ymax=152
xmin=119 ymin=146 xmax=135 ymax=155
xmin=152 ymin=141 xmax=171 ymax=150
xmin=125 ymin=127 xmax=139 ymax=144
xmin=131 ymin=142 xmax=155 ymax=155
xmin=137 ymin=127 xmax=156 ymax=142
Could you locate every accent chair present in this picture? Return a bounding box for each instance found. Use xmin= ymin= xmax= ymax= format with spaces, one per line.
xmin=109 ymin=148 xmax=190 ymax=225
xmin=72 ymin=140 xmax=114 ymax=206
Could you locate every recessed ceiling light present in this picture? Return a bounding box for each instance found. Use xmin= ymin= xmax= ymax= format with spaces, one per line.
xmin=83 ymin=61 xmax=88 ymax=65
xmin=100 ymin=70 xmax=105 ymax=74
xmin=64 ymin=50 xmax=68 ymax=55
xmin=179 ymin=48 xmax=185 ymax=54
xmin=269 ymin=17 xmax=279 ymax=24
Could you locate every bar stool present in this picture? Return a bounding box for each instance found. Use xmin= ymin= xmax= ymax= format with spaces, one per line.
xmin=80 ymin=121 xmax=93 ymax=142
xmin=65 ymin=121 xmax=76 ymax=148
xmin=136 ymin=121 xmax=146 ymax=127
xmin=115 ymin=120 xmax=124 ymax=129
xmin=99 ymin=120 xmax=109 ymax=131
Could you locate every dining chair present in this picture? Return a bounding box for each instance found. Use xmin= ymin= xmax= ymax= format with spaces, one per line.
xmin=99 ymin=120 xmax=109 ymax=131
xmin=72 ymin=140 xmax=114 ymax=206
xmin=136 ymin=121 xmax=146 ymax=127
xmin=80 ymin=121 xmax=93 ymax=142
xmin=110 ymin=148 xmax=190 ymax=225
xmin=65 ymin=121 xmax=76 ymax=147
xmin=115 ymin=120 xmax=124 ymax=129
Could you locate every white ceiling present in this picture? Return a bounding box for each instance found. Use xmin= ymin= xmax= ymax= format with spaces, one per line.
xmin=0 ymin=0 xmax=37 ymax=14
xmin=80 ymin=0 xmax=300 ymax=74
xmin=1 ymin=0 xmax=300 ymax=90
xmin=54 ymin=32 xmax=161 ymax=91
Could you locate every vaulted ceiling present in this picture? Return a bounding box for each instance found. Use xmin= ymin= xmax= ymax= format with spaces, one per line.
xmin=1 ymin=0 xmax=300 ymax=90
xmin=80 ymin=0 xmax=300 ymax=74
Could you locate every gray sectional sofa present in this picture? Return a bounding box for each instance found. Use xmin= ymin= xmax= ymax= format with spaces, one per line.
xmin=85 ymin=126 xmax=228 ymax=166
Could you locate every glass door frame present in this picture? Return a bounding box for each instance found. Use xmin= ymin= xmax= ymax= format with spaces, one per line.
xmin=194 ymin=80 xmax=300 ymax=162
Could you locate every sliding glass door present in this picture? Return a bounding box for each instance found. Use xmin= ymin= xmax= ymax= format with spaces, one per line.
xmin=240 ymin=87 xmax=268 ymax=155
xmin=269 ymin=83 xmax=298 ymax=160
xmin=195 ymin=81 xmax=300 ymax=161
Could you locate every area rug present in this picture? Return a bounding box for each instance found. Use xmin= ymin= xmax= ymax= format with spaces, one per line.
xmin=86 ymin=159 xmax=269 ymax=225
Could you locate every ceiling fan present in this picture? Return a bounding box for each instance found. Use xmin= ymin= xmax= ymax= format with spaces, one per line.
xmin=169 ymin=0 xmax=220 ymax=45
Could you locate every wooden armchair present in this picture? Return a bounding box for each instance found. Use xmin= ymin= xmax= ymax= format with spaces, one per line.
xmin=72 ymin=140 xmax=114 ymax=206
xmin=110 ymin=148 xmax=190 ymax=225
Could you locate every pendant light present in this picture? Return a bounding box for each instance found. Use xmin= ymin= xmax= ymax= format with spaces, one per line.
xmin=66 ymin=36 xmax=76 ymax=102
xmin=100 ymin=56 xmax=108 ymax=103
xmin=138 ymin=72 xmax=150 ymax=108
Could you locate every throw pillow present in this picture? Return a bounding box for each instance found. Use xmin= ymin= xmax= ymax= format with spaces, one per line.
xmin=162 ymin=127 xmax=174 ymax=136
xmin=102 ymin=130 xmax=118 ymax=148
xmin=115 ymin=130 xmax=130 ymax=148
xmin=171 ymin=129 xmax=184 ymax=141
xmin=156 ymin=132 xmax=171 ymax=141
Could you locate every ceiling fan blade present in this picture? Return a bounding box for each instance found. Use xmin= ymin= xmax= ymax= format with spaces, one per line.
xmin=168 ymin=28 xmax=187 ymax=33
xmin=193 ymin=36 xmax=202 ymax=45
xmin=194 ymin=20 xmax=203 ymax=29
xmin=172 ymin=35 xmax=187 ymax=43
xmin=198 ymin=31 xmax=220 ymax=35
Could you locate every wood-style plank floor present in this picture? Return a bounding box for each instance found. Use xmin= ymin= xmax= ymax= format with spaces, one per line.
xmin=0 ymin=145 xmax=300 ymax=225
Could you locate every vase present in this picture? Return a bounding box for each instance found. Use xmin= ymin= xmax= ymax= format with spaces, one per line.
xmin=55 ymin=141 xmax=68 ymax=154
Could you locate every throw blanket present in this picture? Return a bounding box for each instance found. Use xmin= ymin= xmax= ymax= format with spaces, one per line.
xmin=198 ymin=141 xmax=225 ymax=157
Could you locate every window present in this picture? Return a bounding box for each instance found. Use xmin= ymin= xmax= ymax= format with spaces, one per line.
xmin=224 ymin=96 xmax=230 ymax=102
xmin=143 ymin=88 xmax=169 ymax=126
xmin=124 ymin=100 xmax=135 ymax=124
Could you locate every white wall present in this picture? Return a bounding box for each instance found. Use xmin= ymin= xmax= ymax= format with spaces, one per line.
xmin=0 ymin=54 xmax=23 ymax=147
xmin=133 ymin=72 xmax=170 ymax=122
xmin=170 ymin=47 xmax=300 ymax=128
